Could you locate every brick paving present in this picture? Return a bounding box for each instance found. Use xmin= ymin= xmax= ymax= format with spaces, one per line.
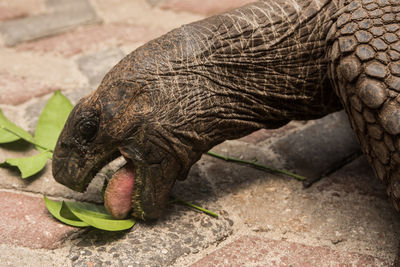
xmin=0 ymin=0 xmax=98 ymax=46
xmin=0 ymin=0 xmax=399 ymax=266
xmin=0 ymin=72 xmax=55 ymax=105
xmin=190 ymin=236 xmax=391 ymax=266
xmin=158 ymin=0 xmax=257 ymax=15
xmin=0 ymin=0 xmax=43 ymax=21
xmin=0 ymin=7 xmax=28 ymax=22
xmin=16 ymin=24 xmax=165 ymax=57
xmin=0 ymin=191 xmax=79 ymax=249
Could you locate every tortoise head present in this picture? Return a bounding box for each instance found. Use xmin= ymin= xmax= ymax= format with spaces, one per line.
xmin=52 ymin=49 xmax=202 ymax=220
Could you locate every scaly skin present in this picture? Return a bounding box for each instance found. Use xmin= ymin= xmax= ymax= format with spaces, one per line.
xmin=53 ymin=0 xmax=399 ymax=247
xmin=327 ymin=0 xmax=400 ymax=211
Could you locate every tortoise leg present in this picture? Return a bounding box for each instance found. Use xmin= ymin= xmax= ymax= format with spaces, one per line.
xmin=327 ymin=0 xmax=400 ymax=212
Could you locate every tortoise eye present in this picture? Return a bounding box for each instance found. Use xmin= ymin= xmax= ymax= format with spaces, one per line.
xmin=79 ymin=120 xmax=98 ymax=141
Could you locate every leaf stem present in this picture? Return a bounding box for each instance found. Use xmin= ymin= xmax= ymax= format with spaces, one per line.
xmin=0 ymin=127 xmax=32 ymax=143
xmin=206 ymin=151 xmax=306 ymax=181
xmin=35 ymin=143 xmax=54 ymax=153
xmin=1 ymin=127 xmax=53 ymax=153
xmin=170 ymin=197 xmax=219 ymax=218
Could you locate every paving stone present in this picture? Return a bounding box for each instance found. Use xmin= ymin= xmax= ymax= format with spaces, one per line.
xmin=77 ymin=48 xmax=126 ymax=88
xmin=238 ymin=129 xmax=275 ymax=144
xmin=93 ymin=0 xmax=203 ymax=30
xmin=268 ymin=111 xmax=361 ymax=180
xmin=146 ymin=0 xmax=164 ymax=6
xmin=67 ymin=164 xmax=233 ymax=267
xmin=0 ymin=0 xmax=44 ymax=21
xmin=0 ymin=0 xmax=99 ymax=46
xmin=202 ymin=145 xmax=400 ymax=258
xmin=17 ymin=23 xmax=165 ymax=57
xmin=200 ymin=130 xmax=399 ymax=261
xmin=0 ymin=7 xmax=27 ymax=21
xmin=191 ymin=236 xmax=392 ymax=266
xmin=203 ymin=142 xmax=284 ymax=196
xmin=239 ymin=121 xmax=306 ymax=144
xmin=69 ymin=213 xmax=230 ymax=267
xmin=0 ymin=72 xmax=56 ymax=105
xmin=0 ymin=244 xmax=70 ymax=267
xmin=0 ymin=191 xmax=80 ymax=249
xmin=315 ymin=156 xmax=388 ymax=198
xmin=0 ymin=49 xmax=87 ymax=91
xmin=159 ymin=0 xmax=257 ymax=16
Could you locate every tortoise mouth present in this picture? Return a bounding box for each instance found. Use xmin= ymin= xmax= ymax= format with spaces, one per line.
xmin=94 ymin=153 xmax=145 ymax=220
xmin=103 ymin=158 xmax=136 ymax=219
xmin=53 ymin=146 xmax=159 ymax=220
xmin=53 ymin=148 xmax=148 ymax=220
xmin=79 ymin=150 xmax=123 ymax=193
xmin=53 ymin=149 xmax=121 ymax=193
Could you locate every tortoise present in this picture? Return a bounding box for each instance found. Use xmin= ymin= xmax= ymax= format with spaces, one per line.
xmin=52 ymin=0 xmax=400 ymax=233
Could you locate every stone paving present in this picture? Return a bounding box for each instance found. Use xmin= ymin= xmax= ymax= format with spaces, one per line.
xmin=0 ymin=0 xmax=399 ymax=266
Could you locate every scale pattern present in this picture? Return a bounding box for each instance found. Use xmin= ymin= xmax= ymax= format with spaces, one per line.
xmin=328 ymin=0 xmax=400 ymax=210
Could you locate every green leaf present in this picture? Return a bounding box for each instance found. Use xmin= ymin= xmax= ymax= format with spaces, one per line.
xmin=0 ymin=109 xmax=34 ymax=144
xmin=35 ymin=90 xmax=73 ymax=152
xmin=3 ymin=151 xmax=51 ymax=178
xmin=64 ymin=201 xmax=114 ymax=220
xmin=65 ymin=202 xmax=136 ymax=231
xmin=60 ymin=202 xmax=86 ymax=222
xmin=45 ymin=197 xmax=135 ymax=231
xmin=43 ymin=196 xmax=89 ymax=227
xmin=0 ymin=128 xmax=20 ymax=143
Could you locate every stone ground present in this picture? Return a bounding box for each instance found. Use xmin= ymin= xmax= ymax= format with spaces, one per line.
xmin=0 ymin=0 xmax=399 ymax=266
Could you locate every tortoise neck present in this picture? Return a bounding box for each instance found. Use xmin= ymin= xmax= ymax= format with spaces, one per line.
xmin=148 ymin=0 xmax=343 ymax=152
xmin=120 ymin=0 xmax=343 ymax=154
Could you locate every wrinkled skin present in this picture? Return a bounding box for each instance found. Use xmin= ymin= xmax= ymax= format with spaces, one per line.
xmin=52 ymin=71 xmax=196 ymax=219
xmin=53 ymin=0 xmax=400 ymax=229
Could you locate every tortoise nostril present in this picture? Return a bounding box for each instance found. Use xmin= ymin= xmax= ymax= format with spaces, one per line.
xmin=55 ymin=145 xmax=70 ymax=158
xmin=60 ymin=138 xmax=74 ymax=149
xmin=55 ymin=138 xmax=75 ymax=158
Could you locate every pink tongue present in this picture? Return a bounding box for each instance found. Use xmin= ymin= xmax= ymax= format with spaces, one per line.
xmin=104 ymin=162 xmax=135 ymax=219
